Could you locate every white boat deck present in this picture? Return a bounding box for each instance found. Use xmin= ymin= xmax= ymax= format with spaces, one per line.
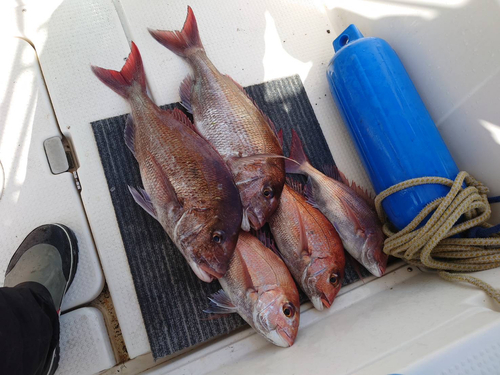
xmin=1 ymin=0 xmax=499 ymax=374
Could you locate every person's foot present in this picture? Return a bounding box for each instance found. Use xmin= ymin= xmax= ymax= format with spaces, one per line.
xmin=4 ymin=224 xmax=79 ymax=311
xmin=4 ymin=224 xmax=79 ymax=375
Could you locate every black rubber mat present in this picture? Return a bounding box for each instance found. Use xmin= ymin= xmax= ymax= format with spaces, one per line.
xmin=92 ymin=75 xmax=364 ymax=359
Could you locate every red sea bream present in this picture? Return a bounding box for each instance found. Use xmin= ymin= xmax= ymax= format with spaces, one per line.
xmin=92 ymin=43 xmax=242 ymax=282
xmin=149 ymin=7 xmax=285 ymax=231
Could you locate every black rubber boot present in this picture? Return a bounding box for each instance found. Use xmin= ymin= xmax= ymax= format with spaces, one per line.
xmin=4 ymin=224 xmax=79 ymax=375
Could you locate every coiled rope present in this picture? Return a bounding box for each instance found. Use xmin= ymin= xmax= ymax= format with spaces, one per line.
xmin=374 ymin=171 xmax=500 ymax=303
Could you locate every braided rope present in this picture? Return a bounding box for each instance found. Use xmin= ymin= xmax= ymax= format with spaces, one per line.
xmin=375 ymin=171 xmax=500 ymax=303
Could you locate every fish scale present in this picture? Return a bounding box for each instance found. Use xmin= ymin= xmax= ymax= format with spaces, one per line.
xmin=285 ymin=130 xmax=388 ymax=277
xmin=134 ymin=113 xmax=212 ymax=204
xmin=214 ymin=232 xmax=300 ymax=347
xmin=269 ymin=184 xmax=345 ymax=310
xmin=92 ymin=42 xmax=242 ymax=282
xmin=192 ymin=66 xmax=280 ymax=157
xmin=150 ymin=7 xmax=285 ymax=231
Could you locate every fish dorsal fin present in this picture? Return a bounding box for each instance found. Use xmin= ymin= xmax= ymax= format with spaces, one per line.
xmin=240 ymin=249 xmax=257 ymax=294
xmin=124 ymin=115 xmax=136 ymax=158
xmin=169 ymin=107 xmax=197 ymax=132
xmin=323 ymin=165 xmax=349 ymax=186
xmin=224 ymin=74 xmax=280 ymax=139
xmin=350 ymin=181 xmax=376 ymax=209
xmin=256 ymin=228 xmax=282 ymax=258
xmin=324 ymin=165 xmax=375 ymax=208
xmin=128 ymin=186 xmax=157 ymax=220
xmin=285 ymin=177 xmax=304 ymax=196
xmin=204 ymin=289 xmax=237 ymax=315
xmin=179 ymin=75 xmax=193 ymax=113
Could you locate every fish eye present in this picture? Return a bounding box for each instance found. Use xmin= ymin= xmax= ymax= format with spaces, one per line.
xmin=212 ymin=231 xmax=224 ymax=244
xmin=262 ymin=187 xmax=274 ymax=199
xmin=329 ymin=273 xmax=339 ymax=287
xmin=282 ymin=302 xmax=295 ymax=318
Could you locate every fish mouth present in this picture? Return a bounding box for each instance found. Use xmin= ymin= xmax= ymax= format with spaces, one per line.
xmin=241 ymin=209 xmax=251 ymax=231
xmin=378 ymin=264 xmax=386 ymax=277
xmin=369 ymin=263 xmax=385 ymax=277
xmin=310 ymin=296 xmax=325 ymax=311
xmin=321 ymin=293 xmax=333 ymax=309
xmin=199 ymin=262 xmax=225 ymax=279
xmin=247 ymin=209 xmax=265 ymax=230
xmin=189 ymin=262 xmax=215 ymax=283
xmin=276 ymin=327 xmax=295 ymax=347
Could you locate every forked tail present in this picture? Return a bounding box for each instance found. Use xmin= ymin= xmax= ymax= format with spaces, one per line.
xmin=91 ymin=42 xmax=146 ymax=99
xmin=149 ymin=6 xmax=204 ymax=57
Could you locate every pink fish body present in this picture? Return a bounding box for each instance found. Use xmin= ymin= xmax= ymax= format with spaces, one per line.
xmin=205 ymin=232 xmax=300 ymax=347
xmin=92 ymin=43 xmax=242 ymax=282
xmin=285 ymin=130 xmax=387 ymax=277
xmin=149 ymin=7 xmax=285 ymax=231
xmin=269 ymin=184 xmax=345 ymax=310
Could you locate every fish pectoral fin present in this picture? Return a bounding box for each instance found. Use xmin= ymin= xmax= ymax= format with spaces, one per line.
xmin=339 ymin=199 xmax=365 ymax=236
xmin=235 ymin=247 xmax=257 ymax=293
xmin=147 ymin=152 xmax=184 ymax=211
xmin=285 ymin=178 xmax=304 ymax=196
xmin=124 ymin=115 xmax=136 ymax=158
xmin=296 ymin=200 xmax=310 ymax=256
xmin=128 ymin=186 xmax=157 ymax=220
xmin=204 ymin=289 xmax=237 ymax=315
xmin=179 ymin=75 xmax=193 ymax=114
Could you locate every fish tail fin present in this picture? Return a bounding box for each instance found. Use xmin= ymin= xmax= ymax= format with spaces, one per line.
xmin=91 ymin=42 xmax=146 ymax=99
xmin=285 ymin=129 xmax=310 ymax=176
xmin=149 ymin=6 xmax=204 ymax=57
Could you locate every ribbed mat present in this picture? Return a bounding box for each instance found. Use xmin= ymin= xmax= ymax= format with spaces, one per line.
xmin=91 ymin=75 xmax=364 ymax=359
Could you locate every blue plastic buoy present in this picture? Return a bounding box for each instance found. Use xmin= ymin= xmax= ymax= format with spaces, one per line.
xmin=327 ymin=25 xmax=459 ymax=230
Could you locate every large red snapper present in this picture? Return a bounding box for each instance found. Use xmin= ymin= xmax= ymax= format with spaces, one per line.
xmin=91 ymin=43 xmax=242 ymax=282
xmin=285 ymin=130 xmax=387 ymax=277
xmin=205 ymin=232 xmax=300 ymax=347
xmin=268 ymin=183 xmax=346 ymax=310
xmin=149 ymin=7 xmax=285 ymax=231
